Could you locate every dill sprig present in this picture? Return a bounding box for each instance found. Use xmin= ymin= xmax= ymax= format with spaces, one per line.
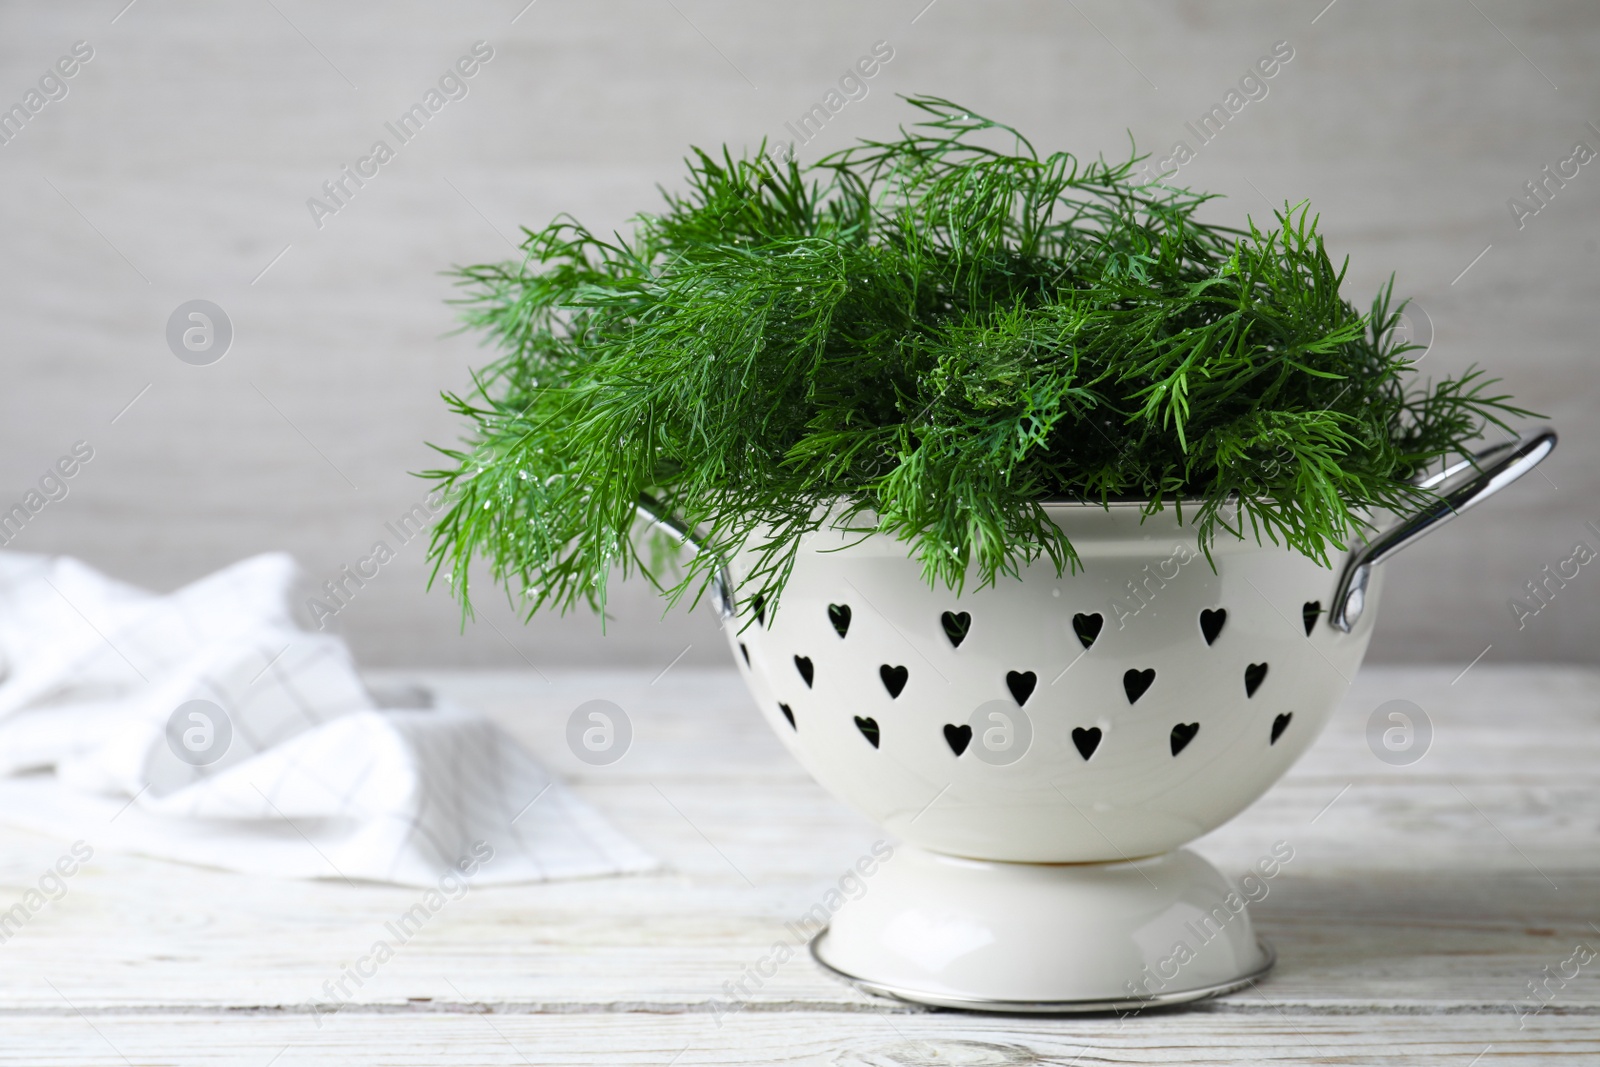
xmin=424 ymin=95 xmax=1530 ymax=624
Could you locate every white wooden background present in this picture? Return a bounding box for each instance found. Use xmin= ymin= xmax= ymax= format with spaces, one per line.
xmin=0 ymin=664 xmax=1595 ymax=1064
xmin=0 ymin=1 xmax=1596 ymax=670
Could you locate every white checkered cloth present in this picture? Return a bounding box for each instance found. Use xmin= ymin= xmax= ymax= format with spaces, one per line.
xmin=0 ymin=552 xmax=654 ymax=885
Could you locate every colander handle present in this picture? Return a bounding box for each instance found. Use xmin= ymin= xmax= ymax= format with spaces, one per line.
xmin=1328 ymin=427 xmax=1558 ymax=633
xmin=635 ymin=494 xmax=737 ymax=623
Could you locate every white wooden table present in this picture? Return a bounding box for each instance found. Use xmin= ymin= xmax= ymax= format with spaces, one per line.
xmin=0 ymin=665 xmax=1596 ymax=1064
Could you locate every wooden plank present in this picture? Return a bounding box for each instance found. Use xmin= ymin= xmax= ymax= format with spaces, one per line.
xmin=0 ymin=665 xmax=1595 ymax=1063
xmin=1 ymin=838 xmax=1594 ymax=1012
xmin=0 ymin=1011 xmax=1595 ymax=1066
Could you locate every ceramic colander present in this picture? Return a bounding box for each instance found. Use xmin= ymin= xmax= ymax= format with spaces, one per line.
xmin=642 ymin=428 xmax=1555 ymax=1011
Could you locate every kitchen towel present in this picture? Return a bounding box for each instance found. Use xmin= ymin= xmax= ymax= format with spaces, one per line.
xmin=0 ymin=551 xmax=654 ymax=886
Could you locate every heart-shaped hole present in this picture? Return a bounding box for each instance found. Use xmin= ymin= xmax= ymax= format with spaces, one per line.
xmin=778 ymin=703 xmax=795 ymax=730
xmin=794 ymin=655 xmax=814 ymax=688
xmin=738 ymin=643 xmax=749 ymax=666
xmin=1072 ymin=612 xmax=1103 ymax=650
xmin=854 ymin=716 xmax=880 ymax=748
xmin=1005 ymin=670 xmax=1037 ymax=706
xmin=1123 ymin=667 xmax=1155 ymax=704
xmin=941 ymin=611 xmax=971 ymax=648
xmin=1302 ymin=601 xmax=1321 ymax=637
xmin=828 ymin=603 xmax=851 ymax=639
xmin=1071 ymin=726 xmax=1102 ymax=760
xmin=943 ymin=723 xmax=972 ymax=756
xmin=1170 ymin=722 xmax=1200 ymax=756
xmin=1245 ymin=662 xmax=1268 ymax=698
xmin=1271 ymin=711 xmax=1292 ymax=744
xmin=879 ymin=664 xmax=909 ymax=699
xmin=751 ymin=593 xmax=766 ymax=627
xmin=1200 ymin=608 xmax=1227 ymax=645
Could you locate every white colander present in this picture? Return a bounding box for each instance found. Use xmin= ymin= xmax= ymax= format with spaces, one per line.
xmin=644 ymin=429 xmax=1555 ymax=1011
xmin=728 ymin=501 xmax=1372 ymax=864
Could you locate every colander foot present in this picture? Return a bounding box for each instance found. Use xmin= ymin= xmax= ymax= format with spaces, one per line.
xmin=809 ymin=845 xmax=1274 ymax=1013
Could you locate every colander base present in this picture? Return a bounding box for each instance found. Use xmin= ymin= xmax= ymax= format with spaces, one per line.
xmin=809 ymin=934 xmax=1275 ymax=1013
xmin=808 ymin=845 xmax=1274 ymax=1013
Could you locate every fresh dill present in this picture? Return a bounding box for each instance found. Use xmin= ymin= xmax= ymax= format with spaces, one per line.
xmin=424 ymin=95 xmax=1530 ymax=624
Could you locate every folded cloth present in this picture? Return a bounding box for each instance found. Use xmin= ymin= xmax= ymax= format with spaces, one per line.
xmin=0 ymin=552 xmax=654 ymax=885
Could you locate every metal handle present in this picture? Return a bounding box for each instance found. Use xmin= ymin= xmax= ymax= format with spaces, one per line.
xmin=1328 ymin=427 xmax=1558 ymax=632
xmin=634 ymin=494 xmax=736 ymax=622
